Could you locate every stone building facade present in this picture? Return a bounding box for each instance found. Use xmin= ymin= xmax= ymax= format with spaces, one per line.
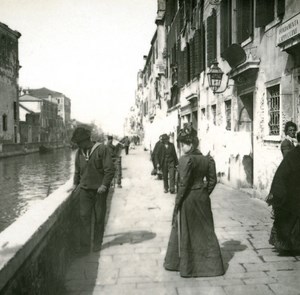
xmin=0 ymin=22 xmax=21 ymax=143
xmin=19 ymin=88 xmax=72 ymax=143
xmin=134 ymin=0 xmax=300 ymax=199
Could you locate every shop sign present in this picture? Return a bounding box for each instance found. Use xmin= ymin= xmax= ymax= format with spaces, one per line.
xmin=277 ymin=13 xmax=300 ymax=45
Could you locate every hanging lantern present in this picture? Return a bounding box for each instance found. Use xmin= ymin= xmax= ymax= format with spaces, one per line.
xmin=207 ymin=60 xmax=224 ymax=93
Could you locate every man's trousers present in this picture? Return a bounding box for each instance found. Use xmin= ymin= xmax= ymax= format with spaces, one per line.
xmin=79 ymin=188 xmax=108 ymax=250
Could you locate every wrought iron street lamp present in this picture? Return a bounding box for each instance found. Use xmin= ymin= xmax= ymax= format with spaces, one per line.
xmin=207 ymin=60 xmax=224 ymax=93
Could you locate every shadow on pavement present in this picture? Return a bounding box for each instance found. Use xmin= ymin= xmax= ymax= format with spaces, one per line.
xmin=101 ymin=230 xmax=156 ymax=250
xmin=220 ymin=239 xmax=247 ymax=272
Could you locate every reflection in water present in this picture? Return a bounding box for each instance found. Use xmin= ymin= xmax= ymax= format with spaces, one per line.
xmin=0 ymin=148 xmax=75 ymax=232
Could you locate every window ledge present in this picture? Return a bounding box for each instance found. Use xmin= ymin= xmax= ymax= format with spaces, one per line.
xmin=265 ymin=17 xmax=282 ymax=33
xmin=241 ymin=36 xmax=253 ymax=47
xmin=263 ymin=135 xmax=281 ymax=142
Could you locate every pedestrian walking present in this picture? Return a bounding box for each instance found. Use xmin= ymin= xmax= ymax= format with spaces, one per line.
xmin=157 ymin=134 xmax=178 ymax=193
xmin=151 ymin=135 xmax=164 ymax=179
xmin=71 ymin=127 xmax=115 ymax=253
xmin=164 ymin=124 xmax=224 ymax=277
xmin=266 ymin=131 xmax=300 ymax=255
xmin=280 ymin=121 xmax=297 ymax=157
xmin=107 ymin=135 xmax=122 ymax=188
xmin=123 ymin=136 xmax=130 ymax=155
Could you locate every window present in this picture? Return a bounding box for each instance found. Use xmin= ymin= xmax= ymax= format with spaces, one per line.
xmin=206 ymin=9 xmax=217 ymax=67
xmin=212 ymin=104 xmax=217 ymax=125
xmin=220 ymin=0 xmax=232 ymax=53
xmin=193 ymin=25 xmax=205 ymax=76
xmin=225 ymin=100 xmax=231 ymax=130
xmin=267 ymin=85 xmax=280 ymax=135
xmin=236 ymin=0 xmax=254 ymax=44
xmin=2 ymin=114 xmax=7 ymax=131
xmin=255 ymin=0 xmax=285 ymax=28
xmin=13 ymin=102 xmax=17 ymax=120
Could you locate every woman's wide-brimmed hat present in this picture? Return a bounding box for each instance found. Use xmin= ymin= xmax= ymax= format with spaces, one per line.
xmin=177 ymin=123 xmax=197 ymax=144
xmin=71 ymin=127 xmax=91 ymax=143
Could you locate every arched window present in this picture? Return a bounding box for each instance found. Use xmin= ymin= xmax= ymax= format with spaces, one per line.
xmin=2 ymin=114 xmax=7 ymax=131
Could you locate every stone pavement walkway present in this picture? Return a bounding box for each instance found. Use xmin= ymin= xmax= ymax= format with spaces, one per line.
xmin=64 ymin=146 xmax=300 ymax=295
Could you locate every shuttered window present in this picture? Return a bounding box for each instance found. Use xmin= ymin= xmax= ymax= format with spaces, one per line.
xmin=177 ymin=38 xmax=184 ymax=88
xmin=277 ymin=0 xmax=285 ymax=17
xmin=220 ymin=0 xmax=232 ymax=54
xmin=207 ymin=9 xmax=217 ymax=68
xmin=166 ymin=0 xmax=177 ymax=26
xmin=193 ymin=26 xmax=205 ymax=77
xmin=182 ymin=45 xmax=188 ymax=85
xmin=189 ymin=38 xmax=195 ymax=79
xmin=194 ymin=29 xmax=201 ymax=76
xmin=255 ymin=0 xmax=275 ymax=27
xmin=236 ymin=0 xmax=253 ymax=44
xmin=185 ymin=43 xmax=191 ymax=84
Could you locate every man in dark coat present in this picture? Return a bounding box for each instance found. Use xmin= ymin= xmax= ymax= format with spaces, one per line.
xmin=156 ymin=134 xmax=178 ymax=193
xmin=123 ymin=136 xmax=130 ymax=155
xmin=267 ymin=131 xmax=300 ymax=254
xmin=151 ymin=135 xmax=164 ymax=179
xmin=71 ymin=127 xmax=115 ymax=253
xmin=107 ymin=135 xmax=122 ymax=188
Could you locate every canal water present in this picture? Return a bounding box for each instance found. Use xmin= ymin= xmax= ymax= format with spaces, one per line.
xmin=0 ymin=148 xmax=76 ymax=233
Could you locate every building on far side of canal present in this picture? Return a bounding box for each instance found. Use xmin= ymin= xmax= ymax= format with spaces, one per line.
xmin=132 ymin=0 xmax=300 ymax=200
xmin=19 ymin=87 xmax=72 ymax=144
xmin=0 ymin=22 xmax=21 ymax=144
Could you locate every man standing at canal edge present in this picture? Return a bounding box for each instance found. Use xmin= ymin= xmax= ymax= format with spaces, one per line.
xmin=71 ymin=126 xmax=115 ymax=253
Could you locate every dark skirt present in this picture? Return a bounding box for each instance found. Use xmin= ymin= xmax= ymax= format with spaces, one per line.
xmin=164 ymin=187 xmax=224 ymax=277
xmin=269 ymin=207 xmax=300 ymax=252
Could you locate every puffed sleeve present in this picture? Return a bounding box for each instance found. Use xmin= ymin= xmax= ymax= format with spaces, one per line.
xmin=206 ymin=155 xmax=217 ymax=195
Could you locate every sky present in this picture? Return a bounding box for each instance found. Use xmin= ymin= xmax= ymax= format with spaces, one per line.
xmin=0 ymin=0 xmax=157 ymax=136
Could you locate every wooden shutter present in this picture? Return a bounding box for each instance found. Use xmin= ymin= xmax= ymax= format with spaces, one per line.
xmin=220 ymin=0 xmax=231 ymax=54
xmin=185 ymin=0 xmax=191 ymax=22
xmin=206 ymin=9 xmax=217 ymax=67
xmin=200 ymin=23 xmax=205 ymax=73
xmin=178 ymin=50 xmax=184 ymax=87
xmin=189 ymin=39 xmax=195 ymax=79
xmin=183 ymin=46 xmax=188 ymax=85
xmin=277 ymin=0 xmax=285 ymax=17
xmin=194 ymin=30 xmax=201 ymax=76
xmin=255 ymin=0 xmax=274 ymax=27
xmin=178 ymin=39 xmax=184 ymax=88
xmin=166 ymin=0 xmax=172 ymax=26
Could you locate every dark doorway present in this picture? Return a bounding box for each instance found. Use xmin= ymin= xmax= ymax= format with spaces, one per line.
xmin=238 ymin=93 xmax=254 ymax=187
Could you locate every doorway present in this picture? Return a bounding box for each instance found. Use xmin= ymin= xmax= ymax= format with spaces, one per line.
xmin=238 ymin=92 xmax=254 ymax=187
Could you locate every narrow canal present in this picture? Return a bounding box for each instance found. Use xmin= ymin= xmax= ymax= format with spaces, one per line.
xmin=0 ymin=148 xmax=75 ymax=233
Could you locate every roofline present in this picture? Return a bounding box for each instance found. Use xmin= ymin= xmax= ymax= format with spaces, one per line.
xmin=0 ymin=22 xmax=21 ymax=39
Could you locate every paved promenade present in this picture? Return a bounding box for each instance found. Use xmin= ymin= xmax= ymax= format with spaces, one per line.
xmin=64 ymin=146 xmax=300 ymax=295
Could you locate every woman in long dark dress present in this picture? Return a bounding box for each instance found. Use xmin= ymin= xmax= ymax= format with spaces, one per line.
xmin=266 ymin=132 xmax=300 ymax=254
xmin=164 ymin=125 xmax=224 ymax=277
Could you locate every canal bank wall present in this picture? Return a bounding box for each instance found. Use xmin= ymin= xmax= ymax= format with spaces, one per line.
xmin=0 ymin=142 xmax=69 ymax=158
xmin=0 ymin=179 xmax=79 ymax=295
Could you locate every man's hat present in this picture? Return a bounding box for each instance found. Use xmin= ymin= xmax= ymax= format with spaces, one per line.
xmin=161 ymin=134 xmax=169 ymax=141
xmin=71 ymin=127 xmax=91 ymax=143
